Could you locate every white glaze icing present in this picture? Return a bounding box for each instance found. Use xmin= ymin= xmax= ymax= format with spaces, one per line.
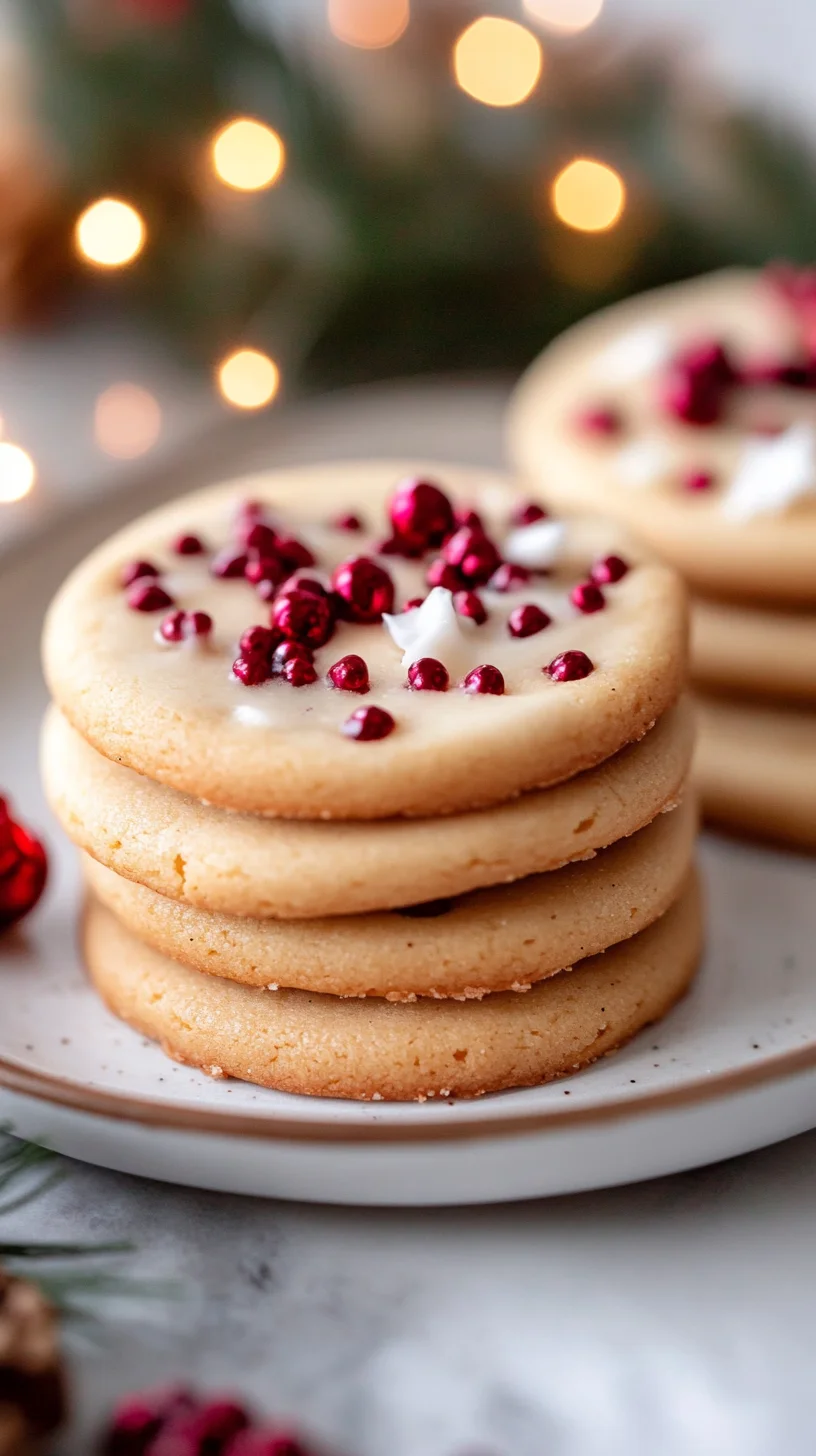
xmin=503 ymin=520 xmax=566 ymax=569
xmin=593 ymin=324 xmax=672 ymax=385
xmin=614 ymin=439 xmax=675 ymax=491
xmin=721 ymin=423 xmax=816 ymax=521
xmin=382 ymin=588 xmax=477 ymax=674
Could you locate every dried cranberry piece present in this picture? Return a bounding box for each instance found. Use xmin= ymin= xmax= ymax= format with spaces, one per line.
xmin=271 ymin=640 xmax=313 ymax=673
xmin=245 ymin=556 xmax=285 ymax=589
xmin=211 ymin=548 xmax=250 ymax=580
xmin=425 ymin=559 xmax=462 ymax=592
xmin=342 ymin=705 xmax=395 ymax=741
xmin=389 ymin=478 xmax=455 ymax=549
xmin=507 ymin=603 xmax=551 ymax=638
xmin=376 ymin=532 xmax=426 ymax=559
xmin=407 ymin=657 xmax=449 ymax=692
xmin=127 ymin=581 xmax=175 ymax=613
xmin=275 ymin=537 xmax=316 ymax=573
xmin=454 ymin=506 xmax=484 ymax=531
xmin=159 ymin=611 xmax=213 ymax=642
xmin=333 ymin=512 xmax=364 ymax=532
xmin=332 ymin=557 xmax=395 ymax=624
xmin=270 ymin=588 xmax=334 ymax=647
xmin=442 ymin=527 xmax=501 ymax=585
xmin=589 ymin=554 xmax=629 ymax=585
xmin=512 ymin=501 xmax=548 ymax=527
xmin=100 ymin=1386 xmax=196 ymax=1456
xmin=239 ymin=626 xmax=278 ymax=659
xmin=682 ymin=469 xmax=715 ymax=493
xmin=546 ymin=649 xmax=594 ymax=682
xmin=573 ymin=405 xmax=622 ymax=437
xmin=328 ymin=654 xmax=370 ymax=693
xmin=488 ymin=562 xmax=530 ymax=593
xmin=570 ymin=581 xmax=606 ymax=614
xmin=282 ymin=657 xmax=318 ymax=687
xmin=172 ymin=533 xmax=206 ymax=556
xmin=0 ymin=797 xmax=48 ymax=933
xmin=462 ymin=664 xmax=504 ymax=696
xmin=278 ymin=575 xmax=328 ymax=599
xmin=659 ymin=340 xmax=736 ymax=426
xmin=121 ymin=559 xmax=159 ymax=589
xmin=232 ymin=654 xmax=271 ymax=686
xmin=453 ymin=590 xmax=487 ymax=625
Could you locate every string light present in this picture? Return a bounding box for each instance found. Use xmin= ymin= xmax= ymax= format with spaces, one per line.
xmin=94 ymin=384 xmax=162 ymax=460
xmin=75 ymin=198 xmax=146 ymax=268
xmin=551 ymin=157 xmax=625 ymax=232
xmin=217 ymin=349 xmax=280 ymax=410
xmin=328 ymin=0 xmax=410 ymax=49
xmin=522 ymin=0 xmax=603 ymax=34
xmin=0 ymin=443 xmax=35 ymax=504
xmin=211 ymin=118 xmax=286 ymax=192
xmin=453 ymin=16 xmax=543 ymax=108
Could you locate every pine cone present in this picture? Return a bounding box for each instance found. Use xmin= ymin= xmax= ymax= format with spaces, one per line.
xmin=0 ymin=1268 xmax=67 ymax=1454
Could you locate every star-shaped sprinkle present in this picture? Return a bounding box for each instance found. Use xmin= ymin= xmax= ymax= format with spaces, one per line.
xmin=721 ymin=422 xmax=816 ymax=521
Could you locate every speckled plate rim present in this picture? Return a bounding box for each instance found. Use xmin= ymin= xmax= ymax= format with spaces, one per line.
xmin=3 ymin=1038 xmax=816 ymax=1143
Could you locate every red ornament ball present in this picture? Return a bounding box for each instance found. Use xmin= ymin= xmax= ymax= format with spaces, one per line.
xmin=0 ymin=797 xmax=47 ymax=932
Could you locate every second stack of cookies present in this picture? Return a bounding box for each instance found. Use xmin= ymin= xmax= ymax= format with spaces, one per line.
xmin=42 ymin=461 xmax=699 ymax=1101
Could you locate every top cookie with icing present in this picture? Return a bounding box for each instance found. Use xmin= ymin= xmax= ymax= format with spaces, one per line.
xmin=508 ymin=268 xmax=816 ymax=605
xmin=42 ymin=460 xmax=686 ymax=819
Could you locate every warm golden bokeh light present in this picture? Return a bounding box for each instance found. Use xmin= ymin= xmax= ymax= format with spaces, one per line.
xmin=211 ymin=118 xmax=286 ymax=192
xmin=551 ymin=157 xmax=625 ymax=232
xmin=75 ymin=198 xmax=146 ymax=268
xmin=453 ymin=16 xmax=542 ymax=108
xmin=217 ymin=349 xmax=280 ymax=410
xmin=94 ymin=383 xmax=162 ymax=460
xmin=328 ymin=0 xmax=410 ymax=49
xmin=522 ymin=0 xmax=603 ymax=34
xmin=0 ymin=443 xmax=35 ymax=504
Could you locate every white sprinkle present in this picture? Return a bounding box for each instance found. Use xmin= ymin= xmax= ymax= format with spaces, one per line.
xmin=503 ymin=519 xmax=566 ymax=570
xmin=383 ymin=586 xmax=476 ymax=674
xmin=722 ymin=422 xmax=816 ymax=520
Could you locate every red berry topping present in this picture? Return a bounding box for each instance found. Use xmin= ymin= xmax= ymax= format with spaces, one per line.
xmin=389 ymin=478 xmax=455 ymax=549
xmin=159 ymin=610 xmax=213 ymax=642
xmin=255 ymin=578 xmax=279 ymax=602
xmin=659 ymin=340 xmax=736 ymax=426
xmin=278 ymin=574 xmax=327 ymax=599
xmin=751 ymin=418 xmax=786 ymax=437
xmin=211 ymin=547 xmax=249 ymax=579
xmin=232 ymin=654 xmax=271 ymax=686
xmin=276 ymin=536 xmax=316 ymax=572
xmin=228 ymin=1432 xmax=311 ymax=1456
xmin=407 ymin=657 xmax=450 ymax=692
xmin=172 ymin=533 xmax=206 ymax=556
xmin=150 ymin=1400 xmax=248 ymax=1456
xmin=127 ymin=581 xmax=174 ymax=613
xmin=342 ymin=705 xmax=396 ymax=741
xmin=240 ymin=625 xmax=278 ymax=659
xmin=508 ymin=603 xmax=551 ymax=638
xmin=512 ymin=500 xmax=548 ymax=527
xmin=328 ymin=654 xmax=370 ymax=693
xmin=462 ymin=664 xmax=504 ymax=696
xmin=270 ymin=588 xmax=335 ymax=647
xmin=376 ymin=532 xmax=426 ymax=558
xmin=271 ymin=640 xmax=313 ymax=672
xmin=442 ymin=526 xmax=501 ymax=585
xmin=245 ymin=555 xmax=285 ymax=588
xmin=682 ymin=468 xmax=714 ymax=493
xmin=425 ymin=559 xmax=462 ymax=591
xmin=282 ymin=656 xmax=318 ymax=687
xmin=570 ymin=581 xmax=606 ymax=614
xmin=0 ymin=796 xmax=48 ymax=932
xmin=332 ymin=556 xmax=395 ymax=624
xmin=589 ymin=554 xmax=629 ymax=585
xmin=120 ymin=559 xmax=159 ymax=589
xmin=333 ymin=512 xmax=364 ymax=532
xmin=403 ymin=596 xmax=425 ymax=612
xmin=244 ymin=523 xmax=278 ymax=556
xmin=573 ymin=405 xmax=622 ymax=437
xmin=546 ymin=649 xmax=594 ymax=682
xmin=101 ymin=1385 xmax=195 ymax=1455
xmin=488 ymin=562 xmax=530 ymax=593
xmin=453 ymin=589 xmax=487 ymax=625
xmin=454 ymin=505 xmax=484 ymax=530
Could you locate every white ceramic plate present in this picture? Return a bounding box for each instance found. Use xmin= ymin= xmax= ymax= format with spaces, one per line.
xmin=2 ymin=452 xmax=816 ymax=1206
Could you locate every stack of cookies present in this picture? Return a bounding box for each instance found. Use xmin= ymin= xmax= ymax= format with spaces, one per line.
xmin=509 ymin=268 xmax=816 ymax=849
xmin=41 ymin=461 xmax=698 ymax=1101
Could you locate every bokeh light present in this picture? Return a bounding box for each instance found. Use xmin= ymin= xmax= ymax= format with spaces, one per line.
xmin=75 ymin=198 xmax=146 ymax=268
xmin=211 ymin=118 xmax=286 ymax=192
xmin=328 ymin=0 xmax=410 ymax=49
xmin=551 ymin=158 xmax=625 ymax=232
xmin=454 ymin=17 xmax=543 ymax=108
xmin=217 ymin=349 xmax=280 ymax=410
xmin=522 ymin=0 xmax=603 ymax=34
xmin=0 ymin=443 xmax=35 ymax=503
xmin=94 ymin=384 xmax=162 ymax=460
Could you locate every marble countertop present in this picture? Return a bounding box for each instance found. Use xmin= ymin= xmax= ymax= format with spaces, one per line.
xmin=2 ymin=365 xmax=814 ymax=1456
